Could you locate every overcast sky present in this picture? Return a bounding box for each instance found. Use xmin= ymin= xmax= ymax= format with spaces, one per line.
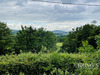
xmin=0 ymin=0 xmax=100 ymax=31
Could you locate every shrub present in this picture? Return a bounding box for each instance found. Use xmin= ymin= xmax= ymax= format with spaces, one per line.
xmin=0 ymin=52 xmax=99 ymax=75
xmin=95 ymin=34 xmax=100 ymax=49
xmin=79 ymin=41 xmax=96 ymax=53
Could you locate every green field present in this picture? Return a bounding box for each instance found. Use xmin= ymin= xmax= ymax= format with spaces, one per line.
xmin=56 ymin=42 xmax=63 ymax=51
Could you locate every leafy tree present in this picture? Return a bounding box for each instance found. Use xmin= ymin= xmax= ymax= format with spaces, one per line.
xmin=61 ymin=32 xmax=78 ymax=53
xmin=41 ymin=30 xmax=57 ymax=51
xmin=61 ymin=23 xmax=100 ymax=53
xmin=56 ymin=34 xmax=68 ymax=42
xmin=79 ymin=41 xmax=96 ymax=53
xmin=15 ymin=26 xmax=40 ymax=53
xmin=91 ymin=20 xmax=97 ymax=24
xmin=15 ymin=26 xmax=57 ymax=53
xmin=95 ymin=34 xmax=100 ymax=49
xmin=0 ymin=22 xmax=14 ymax=55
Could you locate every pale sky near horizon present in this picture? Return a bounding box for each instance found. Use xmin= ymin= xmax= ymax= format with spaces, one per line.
xmin=0 ymin=0 xmax=100 ymax=31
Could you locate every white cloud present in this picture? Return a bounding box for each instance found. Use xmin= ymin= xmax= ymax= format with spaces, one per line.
xmin=0 ymin=0 xmax=100 ymax=31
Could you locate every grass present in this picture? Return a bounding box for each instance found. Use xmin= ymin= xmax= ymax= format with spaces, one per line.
xmin=56 ymin=42 xmax=63 ymax=47
xmin=56 ymin=42 xmax=63 ymax=52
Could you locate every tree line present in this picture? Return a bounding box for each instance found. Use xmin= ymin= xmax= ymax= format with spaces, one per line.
xmin=61 ymin=22 xmax=100 ymax=53
xmin=0 ymin=21 xmax=100 ymax=55
xmin=0 ymin=22 xmax=57 ymax=55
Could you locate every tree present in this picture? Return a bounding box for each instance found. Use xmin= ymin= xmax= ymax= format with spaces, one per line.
xmin=95 ymin=34 xmax=100 ymax=49
xmin=61 ymin=23 xmax=100 ymax=53
xmin=61 ymin=32 xmax=78 ymax=53
xmin=38 ymin=28 xmax=57 ymax=50
xmin=79 ymin=41 xmax=96 ymax=53
xmin=0 ymin=22 xmax=14 ymax=55
xmin=15 ymin=26 xmax=40 ymax=53
xmin=91 ymin=20 xmax=97 ymax=24
xmin=15 ymin=26 xmax=57 ymax=53
xmin=44 ymin=31 xmax=57 ymax=51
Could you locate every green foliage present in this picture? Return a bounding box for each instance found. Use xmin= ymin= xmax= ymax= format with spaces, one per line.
xmin=15 ymin=26 xmax=57 ymax=53
xmin=38 ymin=28 xmax=57 ymax=51
xmin=57 ymin=34 xmax=68 ymax=42
xmin=40 ymin=46 xmax=47 ymax=53
xmin=91 ymin=20 xmax=97 ymax=24
xmin=0 ymin=22 xmax=14 ymax=55
xmin=61 ymin=34 xmax=78 ymax=53
xmin=95 ymin=34 xmax=100 ymax=49
xmin=0 ymin=51 xmax=99 ymax=75
xmin=56 ymin=43 xmax=62 ymax=52
xmin=79 ymin=41 xmax=96 ymax=53
xmin=15 ymin=26 xmax=41 ymax=53
xmin=0 ymin=21 xmax=99 ymax=75
xmin=61 ymin=23 xmax=100 ymax=53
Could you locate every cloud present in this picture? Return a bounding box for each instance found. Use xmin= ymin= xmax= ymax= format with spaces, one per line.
xmin=84 ymin=0 xmax=100 ymax=3
xmin=61 ymin=0 xmax=81 ymax=3
xmin=15 ymin=0 xmax=28 ymax=6
xmin=0 ymin=0 xmax=100 ymax=31
xmin=0 ymin=0 xmax=87 ymax=22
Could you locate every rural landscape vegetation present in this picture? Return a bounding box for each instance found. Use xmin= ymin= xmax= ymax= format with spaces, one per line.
xmin=1 ymin=0 xmax=100 ymax=75
xmin=0 ymin=21 xmax=100 ymax=75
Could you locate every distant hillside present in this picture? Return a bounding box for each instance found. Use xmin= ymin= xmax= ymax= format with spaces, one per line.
xmin=12 ymin=30 xmax=19 ymax=34
xmin=52 ymin=30 xmax=69 ymax=35
xmin=11 ymin=29 xmax=69 ymax=36
xmin=52 ymin=30 xmax=66 ymax=33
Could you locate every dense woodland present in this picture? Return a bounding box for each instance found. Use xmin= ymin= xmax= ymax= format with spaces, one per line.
xmin=0 ymin=21 xmax=100 ymax=75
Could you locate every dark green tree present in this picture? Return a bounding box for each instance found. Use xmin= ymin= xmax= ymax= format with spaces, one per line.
xmin=95 ymin=34 xmax=100 ymax=49
xmin=61 ymin=23 xmax=100 ymax=53
xmin=15 ymin=26 xmax=40 ymax=53
xmin=38 ymin=28 xmax=57 ymax=50
xmin=0 ymin=22 xmax=14 ymax=55
xmin=61 ymin=32 xmax=78 ymax=53
xmin=15 ymin=26 xmax=57 ymax=53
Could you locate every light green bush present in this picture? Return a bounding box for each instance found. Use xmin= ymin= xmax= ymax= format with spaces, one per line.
xmin=79 ymin=41 xmax=96 ymax=53
xmin=95 ymin=35 xmax=100 ymax=49
xmin=0 ymin=51 xmax=99 ymax=75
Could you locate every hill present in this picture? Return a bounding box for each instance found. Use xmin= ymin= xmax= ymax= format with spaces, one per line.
xmin=12 ymin=30 xmax=19 ymax=34
xmin=52 ymin=30 xmax=69 ymax=35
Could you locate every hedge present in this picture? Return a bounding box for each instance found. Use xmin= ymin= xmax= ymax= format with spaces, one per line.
xmin=0 ymin=51 xmax=100 ymax=75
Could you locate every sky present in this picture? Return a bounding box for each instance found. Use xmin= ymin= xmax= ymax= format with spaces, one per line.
xmin=0 ymin=0 xmax=100 ymax=31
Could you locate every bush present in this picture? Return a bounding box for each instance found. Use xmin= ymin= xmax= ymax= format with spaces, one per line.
xmin=95 ymin=34 xmax=100 ymax=49
xmin=79 ymin=41 xmax=97 ymax=53
xmin=0 ymin=22 xmax=14 ymax=55
xmin=0 ymin=52 xmax=99 ymax=75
